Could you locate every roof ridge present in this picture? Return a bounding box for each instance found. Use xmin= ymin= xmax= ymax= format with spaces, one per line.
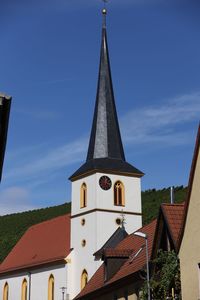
xmin=161 ymin=202 xmax=184 ymax=207
xmin=132 ymin=218 xmax=157 ymax=233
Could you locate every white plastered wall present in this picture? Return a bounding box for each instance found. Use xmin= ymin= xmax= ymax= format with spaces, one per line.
xmin=0 ymin=264 xmax=68 ymax=300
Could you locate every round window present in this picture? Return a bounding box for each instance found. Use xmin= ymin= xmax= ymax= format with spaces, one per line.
xmin=81 ymin=239 xmax=86 ymax=247
xmin=81 ymin=218 xmax=86 ymax=226
xmin=116 ymin=218 xmax=122 ymax=225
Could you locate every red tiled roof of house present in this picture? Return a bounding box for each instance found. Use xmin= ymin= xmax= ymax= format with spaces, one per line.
xmin=161 ymin=203 xmax=185 ymax=249
xmin=76 ymin=219 xmax=157 ymax=299
xmin=0 ymin=214 xmax=71 ymax=274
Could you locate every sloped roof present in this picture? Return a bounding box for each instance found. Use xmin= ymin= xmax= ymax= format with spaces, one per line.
xmin=0 ymin=214 xmax=71 ymax=274
xmin=94 ymin=226 xmax=128 ymax=258
xmin=161 ymin=203 xmax=185 ymax=250
xmin=75 ymin=219 xmax=157 ymax=299
xmin=178 ymin=124 xmax=200 ymax=250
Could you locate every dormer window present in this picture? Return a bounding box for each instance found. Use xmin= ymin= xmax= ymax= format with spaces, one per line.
xmin=80 ymin=183 xmax=87 ymax=208
xmin=114 ymin=181 xmax=125 ymax=206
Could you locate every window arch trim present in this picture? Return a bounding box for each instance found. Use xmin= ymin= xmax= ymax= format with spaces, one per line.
xmin=48 ymin=274 xmax=54 ymax=300
xmin=80 ymin=183 xmax=87 ymax=208
xmin=81 ymin=269 xmax=88 ymax=290
xmin=21 ymin=278 xmax=28 ymax=300
xmin=113 ymin=180 xmax=125 ymax=207
xmin=3 ymin=282 xmax=9 ymax=300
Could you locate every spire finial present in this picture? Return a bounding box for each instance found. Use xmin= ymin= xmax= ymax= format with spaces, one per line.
xmin=102 ymin=0 xmax=108 ymax=28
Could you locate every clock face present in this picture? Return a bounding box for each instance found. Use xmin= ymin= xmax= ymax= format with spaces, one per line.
xmin=99 ymin=176 xmax=112 ymax=190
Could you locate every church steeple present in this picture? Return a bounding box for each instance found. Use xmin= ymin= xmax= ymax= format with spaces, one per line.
xmin=86 ymin=9 xmax=125 ymax=162
xmin=69 ymin=9 xmax=143 ymax=181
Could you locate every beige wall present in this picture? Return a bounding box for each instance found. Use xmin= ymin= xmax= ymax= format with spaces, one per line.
xmin=179 ymin=147 xmax=200 ymax=300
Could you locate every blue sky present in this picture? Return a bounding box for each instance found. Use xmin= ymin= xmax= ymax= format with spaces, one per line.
xmin=0 ymin=0 xmax=200 ymax=215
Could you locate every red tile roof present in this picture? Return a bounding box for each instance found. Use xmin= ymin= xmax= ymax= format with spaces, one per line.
xmin=0 ymin=214 xmax=71 ymax=274
xmin=161 ymin=203 xmax=185 ymax=249
xmin=76 ymin=219 xmax=157 ymax=299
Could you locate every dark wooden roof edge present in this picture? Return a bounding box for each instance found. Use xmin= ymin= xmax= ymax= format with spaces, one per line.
xmin=177 ymin=123 xmax=200 ymax=251
xmin=151 ymin=213 xmax=162 ymax=259
xmin=69 ymin=163 xmax=144 ymax=181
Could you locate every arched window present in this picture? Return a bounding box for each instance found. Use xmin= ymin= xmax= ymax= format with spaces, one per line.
xmin=114 ymin=181 xmax=125 ymax=206
xmin=81 ymin=269 xmax=88 ymax=290
xmin=21 ymin=278 xmax=27 ymax=300
xmin=80 ymin=183 xmax=87 ymax=208
xmin=3 ymin=282 xmax=9 ymax=300
xmin=48 ymin=274 xmax=54 ymax=300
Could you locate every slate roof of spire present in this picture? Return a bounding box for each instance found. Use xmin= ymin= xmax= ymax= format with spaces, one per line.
xmin=70 ymin=11 xmax=143 ymax=181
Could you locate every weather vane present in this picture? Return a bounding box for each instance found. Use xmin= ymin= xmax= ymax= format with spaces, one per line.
xmin=120 ymin=210 xmax=126 ymax=229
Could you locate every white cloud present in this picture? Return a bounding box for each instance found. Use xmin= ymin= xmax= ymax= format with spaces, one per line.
xmin=0 ymin=187 xmax=35 ymax=215
xmin=3 ymin=91 xmax=200 ymax=188
xmin=121 ymin=91 xmax=200 ymax=146
xmin=5 ymin=137 xmax=87 ymax=184
xmin=14 ymin=107 xmax=60 ymax=121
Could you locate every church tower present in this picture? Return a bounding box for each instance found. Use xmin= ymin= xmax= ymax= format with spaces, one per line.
xmin=68 ymin=9 xmax=143 ymax=298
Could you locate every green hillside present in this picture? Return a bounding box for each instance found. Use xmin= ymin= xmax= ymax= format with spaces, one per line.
xmin=0 ymin=203 xmax=71 ymax=263
xmin=0 ymin=186 xmax=187 ymax=263
xmin=142 ymin=185 xmax=187 ymax=225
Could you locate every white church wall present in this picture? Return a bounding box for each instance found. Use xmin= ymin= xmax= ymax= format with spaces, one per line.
xmin=71 ymin=174 xmax=97 ymax=215
xmin=70 ymin=171 xmax=142 ymax=299
xmin=96 ymin=211 xmax=142 ymax=247
xmin=0 ymin=272 xmax=29 ymax=300
xmin=0 ymin=263 xmax=68 ymax=300
xmin=71 ymin=172 xmax=142 ymax=217
xmin=95 ymin=172 xmax=142 ymax=215
xmin=69 ymin=211 xmax=102 ymax=299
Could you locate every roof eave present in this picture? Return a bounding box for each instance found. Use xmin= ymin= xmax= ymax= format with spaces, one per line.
xmin=0 ymin=257 xmax=68 ymax=277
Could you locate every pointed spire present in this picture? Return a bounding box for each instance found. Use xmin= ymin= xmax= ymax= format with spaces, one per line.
xmin=69 ymin=9 xmax=143 ymax=181
xmin=86 ymin=8 xmax=125 ymax=162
